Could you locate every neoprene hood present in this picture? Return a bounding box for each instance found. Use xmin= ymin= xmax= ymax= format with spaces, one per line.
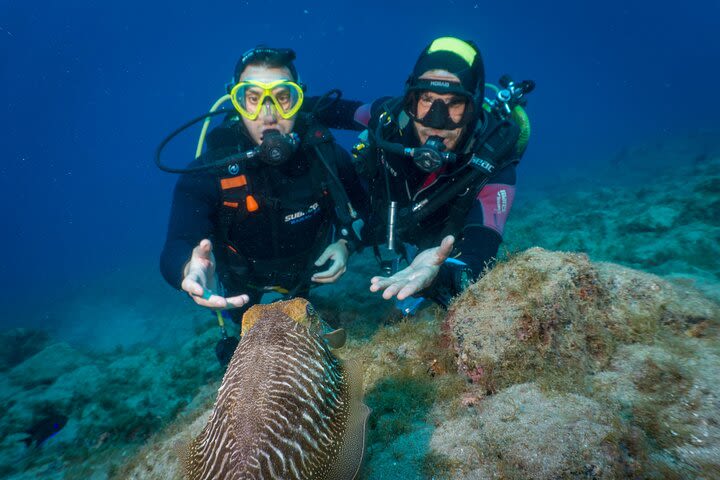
xmin=406 ymin=37 xmax=485 ymax=99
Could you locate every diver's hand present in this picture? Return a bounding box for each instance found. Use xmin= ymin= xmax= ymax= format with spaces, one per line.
xmin=181 ymin=239 xmax=250 ymax=309
xmin=370 ymin=235 xmax=455 ymax=300
xmin=311 ymin=240 xmax=349 ymax=284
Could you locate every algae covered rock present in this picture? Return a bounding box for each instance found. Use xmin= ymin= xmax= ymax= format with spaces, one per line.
xmin=435 ymin=247 xmax=720 ymax=478
xmin=592 ymin=342 xmax=720 ymax=478
xmin=429 ymin=383 xmax=621 ymax=479
xmin=445 ymin=247 xmax=720 ymax=392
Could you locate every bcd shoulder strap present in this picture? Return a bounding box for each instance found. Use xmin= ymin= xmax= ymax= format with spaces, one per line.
xmin=302 ymin=120 xmax=360 ymax=236
xmin=439 ymin=116 xmax=521 ymax=239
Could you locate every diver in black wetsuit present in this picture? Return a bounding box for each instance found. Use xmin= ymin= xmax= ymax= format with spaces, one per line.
xmin=159 ymin=47 xmax=366 ymax=335
xmin=314 ymin=36 xmax=533 ymax=311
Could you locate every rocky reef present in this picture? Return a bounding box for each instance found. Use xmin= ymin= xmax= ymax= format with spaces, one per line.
xmin=435 ymin=248 xmax=719 ymax=478
xmin=1 ymin=134 xmax=719 ymax=479
xmin=113 ymin=247 xmax=719 ymax=479
xmin=0 ymin=310 xmax=225 ymax=479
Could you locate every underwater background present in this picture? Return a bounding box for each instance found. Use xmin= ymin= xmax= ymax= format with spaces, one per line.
xmin=1 ymin=0 xmax=719 ymax=478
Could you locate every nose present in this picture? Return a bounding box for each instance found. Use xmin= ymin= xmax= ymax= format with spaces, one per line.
xmin=260 ymin=99 xmax=278 ymax=123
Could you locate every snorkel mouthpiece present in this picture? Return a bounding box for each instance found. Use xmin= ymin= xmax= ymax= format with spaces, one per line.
xmin=373 ymin=115 xmax=456 ymax=173
xmin=424 ymin=136 xmax=447 ymax=152
xmin=259 ymin=131 xmax=299 ymax=166
xmin=412 ymin=136 xmax=456 ymax=172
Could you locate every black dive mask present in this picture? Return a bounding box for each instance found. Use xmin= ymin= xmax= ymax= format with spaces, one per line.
xmin=404 ymin=85 xmax=474 ymax=130
xmin=412 ymin=136 xmax=456 ymax=172
xmin=421 ymin=99 xmax=461 ymax=129
xmin=259 ymin=130 xmax=300 ymax=166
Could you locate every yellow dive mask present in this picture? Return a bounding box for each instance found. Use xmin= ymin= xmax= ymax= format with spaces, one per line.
xmin=229 ymin=80 xmax=304 ymax=120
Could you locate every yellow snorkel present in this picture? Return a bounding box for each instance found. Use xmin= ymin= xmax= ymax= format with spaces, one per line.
xmin=195 ymin=94 xmax=233 ymax=159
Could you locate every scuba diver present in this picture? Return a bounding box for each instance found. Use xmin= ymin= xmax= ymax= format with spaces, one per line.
xmin=157 ymin=46 xmax=366 ymax=364
xmin=314 ymin=36 xmax=533 ymax=312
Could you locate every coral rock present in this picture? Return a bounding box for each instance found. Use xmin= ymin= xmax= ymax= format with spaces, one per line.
xmin=445 ymin=248 xmax=720 ymax=390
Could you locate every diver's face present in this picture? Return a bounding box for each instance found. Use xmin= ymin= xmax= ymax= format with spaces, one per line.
xmin=238 ymin=65 xmax=297 ymax=146
xmin=412 ymin=70 xmax=467 ymax=151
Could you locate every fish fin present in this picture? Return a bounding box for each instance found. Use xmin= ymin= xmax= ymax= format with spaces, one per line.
xmin=325 ymin=360 xmax=371 ymax=479
xmin=344 ymin=359 xmax=366 ymax=404
xmin=174 ymin=439 xmax=191 ymax=479
xmin=177 ymin=435 xmax=207 ymax=480
xmin=323 ymin=327 xmax=347 ymax=349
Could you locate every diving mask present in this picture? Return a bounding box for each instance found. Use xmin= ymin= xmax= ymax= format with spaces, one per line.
xmin=404 ymin=79 xmax=474 ymax=130
xmin=230 ymin=80 xmax=304 ymax=120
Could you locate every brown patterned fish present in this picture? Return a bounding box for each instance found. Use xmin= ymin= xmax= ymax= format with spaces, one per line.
xmin=184 ymin=298 xmax=369 ymax=479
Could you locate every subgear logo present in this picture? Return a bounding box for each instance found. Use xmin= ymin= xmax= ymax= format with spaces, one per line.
xmin=284 ymin=202 xmax=320 ymax=224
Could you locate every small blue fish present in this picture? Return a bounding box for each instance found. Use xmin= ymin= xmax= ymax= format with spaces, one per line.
xmin=24 ymin=412 xmax=68 ymax=447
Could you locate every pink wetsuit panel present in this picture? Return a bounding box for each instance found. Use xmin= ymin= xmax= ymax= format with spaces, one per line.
xmin=353 ymin=104 xmax=372 ymax=127
xmin=476 ymin=184 xmax=516 ymax=236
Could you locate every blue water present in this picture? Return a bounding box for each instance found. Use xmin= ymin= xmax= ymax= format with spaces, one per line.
xmin=1 ymin=0 xmax=718 ymax=327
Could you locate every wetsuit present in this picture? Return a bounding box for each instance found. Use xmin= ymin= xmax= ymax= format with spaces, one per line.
xmin=315 ymin=97 xmax=520 ymax=305
xmin=160 ymin=114 xmax=367 ymax=320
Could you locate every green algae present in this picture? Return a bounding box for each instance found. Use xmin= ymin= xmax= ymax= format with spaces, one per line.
xmin=419 ymin=451 xmax=463 ymax=479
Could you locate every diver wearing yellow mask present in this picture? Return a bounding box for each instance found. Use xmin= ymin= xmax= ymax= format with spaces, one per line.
xmin=158 ymin=46 xmax=366 ymax=365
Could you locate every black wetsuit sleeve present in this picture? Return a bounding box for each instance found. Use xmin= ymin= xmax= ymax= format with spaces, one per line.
xmin=455 ymin=161 xmax=518 ymax=274
xmin=302 ymin=96 xmax=366 ymax=131
xmin=424 ymin=162 xmax=518 ymax=303
xmin=159 ymin=120 xmax=249 ymax=289
xmin=159 ymin=172 xmax=220 ymax=290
